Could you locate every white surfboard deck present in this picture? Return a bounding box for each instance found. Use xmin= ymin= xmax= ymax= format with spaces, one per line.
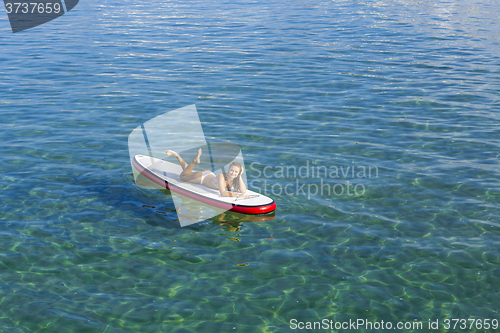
xmin=134 ymin=155 xmax=274 ymax=207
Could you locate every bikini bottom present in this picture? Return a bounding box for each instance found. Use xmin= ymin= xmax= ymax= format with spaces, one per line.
xmin=200 ymin=170 xmax=215 ymax=185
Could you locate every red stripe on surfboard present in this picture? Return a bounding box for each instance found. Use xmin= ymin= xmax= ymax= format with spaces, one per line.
xmin=132 ymin=157 xmax=276 ymax=215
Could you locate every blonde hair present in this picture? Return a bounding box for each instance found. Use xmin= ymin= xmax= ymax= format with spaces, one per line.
xmin=227 ymin=161 xmax=243 ymax=192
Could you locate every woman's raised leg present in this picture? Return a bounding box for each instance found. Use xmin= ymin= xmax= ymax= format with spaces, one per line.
xmin=165 ymin=148 xmax=205 ymax=183
xmin=164 ymin=149 xmax=188 ymax=170
xmin=179 ymin=148 xmax=203 ymax=182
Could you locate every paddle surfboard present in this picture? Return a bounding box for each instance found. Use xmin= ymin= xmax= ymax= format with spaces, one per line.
xmin=132 ymin=155 xmax=276 ymax=215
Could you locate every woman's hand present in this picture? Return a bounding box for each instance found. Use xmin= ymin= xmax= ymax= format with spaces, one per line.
xmin=239 ymin=193 xmax=249 ymax=198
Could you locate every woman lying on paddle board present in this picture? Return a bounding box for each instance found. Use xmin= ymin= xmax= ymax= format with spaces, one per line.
xmin=164 ymin=148 xmax=250 ymax=198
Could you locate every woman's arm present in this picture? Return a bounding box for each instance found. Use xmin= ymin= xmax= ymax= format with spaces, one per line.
xmin=234 ymin=174 xmax=248 ymax=198
xmin=217 ymin=173 xmax=233 ymax=197
xmin=238 ymin=173 xmax=247 ymax=194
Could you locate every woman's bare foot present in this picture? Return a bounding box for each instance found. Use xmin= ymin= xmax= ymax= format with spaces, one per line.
xmin=194 ymin=148 xmax=202 ymax=164
xmin=164 ymin=150 xmax=179 ymax=157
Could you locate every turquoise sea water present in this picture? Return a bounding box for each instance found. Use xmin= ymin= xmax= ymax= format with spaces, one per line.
xmin=1 ymin=0 xmax=500 ymax=332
